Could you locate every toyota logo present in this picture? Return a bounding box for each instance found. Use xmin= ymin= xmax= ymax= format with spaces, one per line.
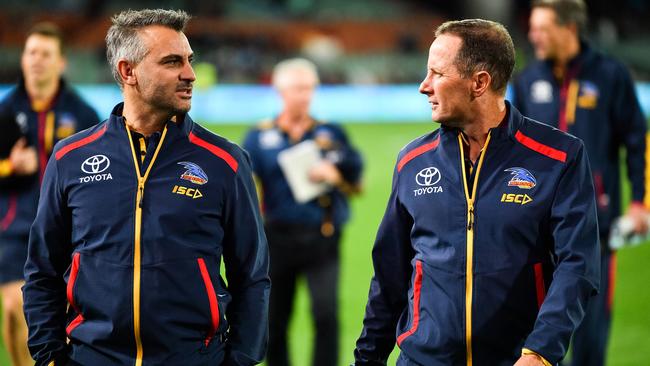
xmin=415 ymin=167 xmax=441 ymax=186
xmin=81 ymin=155 xmax=110 ymax=174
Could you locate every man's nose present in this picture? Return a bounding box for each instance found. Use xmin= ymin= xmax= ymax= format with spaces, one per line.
xmin=180 ymin=62 xmax=196 ymax=82
xmin=419 ymin=75 xmax=432 ymax=95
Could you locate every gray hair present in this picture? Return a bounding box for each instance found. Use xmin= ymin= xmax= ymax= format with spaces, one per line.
xmin=532 ymin=0 xmax=587 ymax=33
xmin=272 ymin=58 xmax=320 ymax=90
xmin=105 ymin=9 xmax=190 ymax=86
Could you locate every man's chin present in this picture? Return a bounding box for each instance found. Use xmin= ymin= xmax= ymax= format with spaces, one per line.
xmin=173 ymin=102 xmax=192 ymax=114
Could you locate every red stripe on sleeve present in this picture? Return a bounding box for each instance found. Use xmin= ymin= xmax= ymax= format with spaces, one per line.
xmin=515 ymin=130 xmax=567 ymax=163
xmin=189 ymin=132 xmax=238 ymax=172
xmin=397 ymin=137 xmax=440 ymax=172
xmin=55 ymin=125 xmax=107 ymax=161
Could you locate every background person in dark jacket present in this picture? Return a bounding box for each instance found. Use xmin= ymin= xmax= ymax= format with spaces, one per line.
xmin=243 ymin=58 xmax=363 ymax=366
xmin=0 ymin=23 xmax=99 ymax=366
xmin=23 ymin=9 xmax=270 ymax=366
xmin=353 ymin=19 xmax=599 ymax=366
xmin=512 ymin=1 xmax=649 ymax=365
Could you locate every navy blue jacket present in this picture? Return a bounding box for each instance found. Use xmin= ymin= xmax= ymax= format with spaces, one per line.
xmin=242 ymin=118 xmax=363 ymax=229
xmin=513 ymin=42 xmax=648 ymax=237
xmin=0 ymin=78 xmax=99 ymax=240
xmin=24 ymin=104 xmax=270 ymax=366
xmin=354 ymin=104 xmax=599 ymax=365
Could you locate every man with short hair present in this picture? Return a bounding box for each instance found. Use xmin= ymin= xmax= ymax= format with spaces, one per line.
xmin=23 ymin=9 xmax=270 ymax=366
xmin=353 ymin=19 xmax=599 ymax=366
xmin=0 ymin=22 xmax=99 ymax=366
xmin=243 ymin=58 xmax=363 ymax=366
xmin=513 ymin=1 xmax=649 ymax=365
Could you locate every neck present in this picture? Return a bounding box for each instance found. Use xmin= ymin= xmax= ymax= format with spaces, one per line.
xmin=25 ymin=78 xmax=59 ymax=107
xmin=277 ymin=110 xmax=313 ymax=142
xmin=553 ymin=36 xmax=581 ymax=70
xmin=461 ymin=98 xmax=506 ymax=162
xmin=122 ymin=99 xmax=170 ymax=137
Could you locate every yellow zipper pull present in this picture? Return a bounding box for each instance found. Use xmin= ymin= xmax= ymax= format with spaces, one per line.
xmin=468 ymin=204 xmax=474 ymax=231
xmin=138 ymin=180 xmax=145 ymax=208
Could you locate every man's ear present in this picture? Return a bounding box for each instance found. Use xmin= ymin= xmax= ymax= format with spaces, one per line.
xmin=117 ymin=59 xmax=137 ymax=86
xmin=472 ymin=70 xmax=491 ymax=98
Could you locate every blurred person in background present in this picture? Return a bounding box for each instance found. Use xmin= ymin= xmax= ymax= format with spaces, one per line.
xmin=22 ymin=9 xmax=269 ymax=366
xmin=354 ymin=19 xmax=599 ymax=366
xmin=0 ymin=22 xmax=99 ymax=366
xmin=513 ymin=1 xmax=649 ymax=364
xmin=243 ymin=58 xmax=363 ymax=366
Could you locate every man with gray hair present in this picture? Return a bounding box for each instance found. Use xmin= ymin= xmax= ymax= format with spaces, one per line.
xmin=243 ymin=58 xmax=363 ymax=366
xmin=23 ymin=9 xmax=270 ymax=366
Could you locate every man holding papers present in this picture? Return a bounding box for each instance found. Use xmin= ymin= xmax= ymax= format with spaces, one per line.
xmin=243 ymin=58 xmax=363 ymax=366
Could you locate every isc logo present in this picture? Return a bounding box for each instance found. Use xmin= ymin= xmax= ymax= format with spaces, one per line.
xmin=172 ymin=185 xmax=203 ymax=199
xmin=500 ymin=193 xmax=533 ymax=205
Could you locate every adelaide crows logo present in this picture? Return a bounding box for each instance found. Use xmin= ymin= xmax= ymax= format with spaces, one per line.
xmin=178 ymin=161 xmax=208 ymax=185
xmin=504 ymin=167 xmax=536 ymax=189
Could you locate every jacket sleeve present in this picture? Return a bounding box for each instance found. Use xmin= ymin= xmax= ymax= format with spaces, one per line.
xmin=23 ymin=154 xmax=72 ymax=366
xmin=354 ymin=165 xmax=414 ymax=365
xmin=326 ymin=125 xmax=364 ymax=186
xmin=611 ymin=63 xmax=647 ymax=204
xmin=523 ymin=141 xmax=600 ymax=364
xmin=222 ymin=151 xmax=271 ymax=366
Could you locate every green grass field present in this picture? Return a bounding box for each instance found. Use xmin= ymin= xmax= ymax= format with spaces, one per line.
xmin=1 ymin=122 xmax=649 ymax=365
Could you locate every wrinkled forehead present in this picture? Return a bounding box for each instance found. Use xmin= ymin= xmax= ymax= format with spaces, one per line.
xmin=137 ymin=25 xmax=193 ymax=58
xmin=428 ymin=34 xmax=462 ymax=67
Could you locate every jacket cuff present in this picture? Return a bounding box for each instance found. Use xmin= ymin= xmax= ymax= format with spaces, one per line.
xmin=522 ymin=348 xmax=552 ymax=366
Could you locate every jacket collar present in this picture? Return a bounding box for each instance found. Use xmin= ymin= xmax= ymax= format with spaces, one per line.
xmin=108 ymin=102 xmax=195 ymax=141
xmin=439 ymin=101 xmax=524 ymax=145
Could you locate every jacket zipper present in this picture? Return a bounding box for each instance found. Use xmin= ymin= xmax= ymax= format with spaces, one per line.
xmin=126 ymin=125 xmax=168 ymax=366
xmin=458 ymin=132 xmax=491 ymax=366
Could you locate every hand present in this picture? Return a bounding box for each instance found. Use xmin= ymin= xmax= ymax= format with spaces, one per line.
xmin=513 ymin=354 xmax=546 ymax=366
xmin=626 ymin=203 xmax=649 ymax=235
xmin=9 ymin=138 xmax=38 ymax=176
xmin=308 ymin=161 xmax=342 ymax=186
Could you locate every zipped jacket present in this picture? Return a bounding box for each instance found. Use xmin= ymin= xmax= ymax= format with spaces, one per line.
xmin=24 ymin=103 xmax=270 ymax=366
xmin=512 ymin=41 xmax=648 ymax=238
xmin=354 ymin=103 xmax=600 ymax=365
xmin=0 ymin=78 xmax=99 ymax=240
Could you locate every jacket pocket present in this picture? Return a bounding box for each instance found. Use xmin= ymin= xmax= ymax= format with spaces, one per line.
xmin=197 ymin=258 xmax=220 ymax=346
xmin=397 ymin=260 xmax=423 ymax=346
xmin=533 ymin=263 xmax=546 ymax=310
xmin=66 ymin=252 xmax=84 ymax=335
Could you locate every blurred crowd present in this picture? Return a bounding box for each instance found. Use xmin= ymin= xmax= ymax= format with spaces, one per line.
xmin=1 ymin=0 xmax=650 ymax=85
